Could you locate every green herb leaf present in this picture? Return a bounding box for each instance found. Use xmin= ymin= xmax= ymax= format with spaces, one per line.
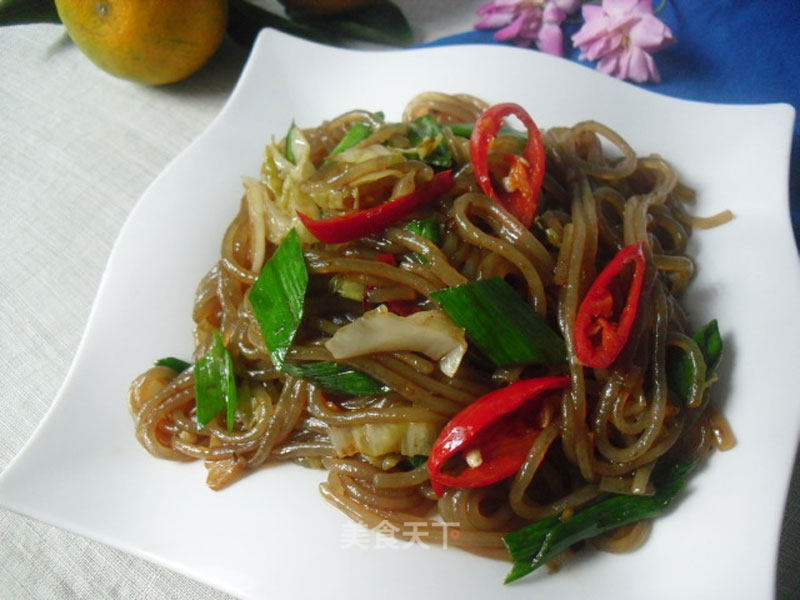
xmin=298 ymin=1 xmax=413 ymax=47
xmin=447 ymin=123 xmax=474 ymax=139
xmin=694 ymin=319 xmax=723 ymax=373
xmin=432 ymin=277 xmax=566 ymax=367
xmin=285 ymin=121 xmax=299 ymax=165
xmin=407 ymin=115 xmax=453 ymax=168
xmin=194 ymin=331 xmax=238 ymax=432
xmin=155 ymin=357 xmax=191 ymax=373
xmin=503 ymin=459 xmax=695 ymax=583
xmin=406 ymin=218 xmax=440 ymax=264
xmin=249 ymin=229 xmax=309 ymax=369
xmin=329 ymin=122 xmax=373 ymax=157
xmin=282 ymin=361 xmax=389 ymax=395
xmin=0 ymin=0 xmax=60 ymax=26
xmin=447 ymin=123 xmax=527 ymax=141
xmin=406 ymin=217 xmax=440 ymax=246
xmin=667 ymin=319 xmax=723 ymax=405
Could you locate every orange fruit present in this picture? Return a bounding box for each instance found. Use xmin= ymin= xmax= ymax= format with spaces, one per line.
xmin=54 ymin=0 xmax=228 ymax=85
xmin=278 ymin=0 xmax=375 ymax=17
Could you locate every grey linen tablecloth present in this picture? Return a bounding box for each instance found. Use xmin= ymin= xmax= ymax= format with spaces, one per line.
xmin=1 ymin=2 xmax=798 ymax=598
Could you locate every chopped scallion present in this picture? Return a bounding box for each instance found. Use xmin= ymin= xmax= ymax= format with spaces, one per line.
xmin=406 ymin=217 xmax=440 ymax=264
xmin=249 ymin=229 xmax=309 ymax=369
xmin=330 ymin=275 xmax=366 ymax=301
xmin=503 ymin=459 xmax=695 ymax=583
xmin=155 ymin=357 xmax=191 ymax=373
xmin=667 ymin=319 xmax=723 ymax=405
xmin=693 ymin=319 xmax=723 ymax=373
xmin=407 ymin=115 xmax=453 ymax=168
xmin=406 ymin=217 xmax=440 ymax=245
xmin=432 ymin=277 xmax=565 ymax=367
xmin=194 ymin=331 xmax=237 ymax=432
xmin=447 ymin=122 xmax=526 ymax=140
xmin=329 ymin=122 xmax=372 ymax=157
xmin=282 ymin=361 xmax=389 ymax=395
xmin=285 ymin=121 xmax=302 ymax=164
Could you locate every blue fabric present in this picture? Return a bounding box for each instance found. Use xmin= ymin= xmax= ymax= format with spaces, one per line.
xmin=426 ymin=1 xmax=800 ymax=247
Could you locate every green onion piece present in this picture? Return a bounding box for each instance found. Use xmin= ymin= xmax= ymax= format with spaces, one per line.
xmin=447 ymin=122 xmax=527 ymax=140
xmin=249 ymin=229 xmax=309 ymax=369
xmin=406 ymin=217 xmax=440 ymax=245
xmin=329 ymin=122 xmax=373 ymax=157
xmin=693 ymin=319 xmax=723 ymax=372
xmin=407 ymin=455 xmax=428 ymax=469
xmin=432 ymin=277 xmax=565 ymax=367
xmin=407 ymin=115 xmax=453 ymax=168
xmin=406 ymin=218 xmax=440 ymax=264
xmin=503 ymin=459 xmax=696 ymax=583
xmin=154 ymin=357 xmax=191 ymax=373
xmin=447 ymin=123 xmax=474 ymax=138
xmin=330 ymin=275 xmax=366 ymax=301
xmin=282 ymin=362 xmax=389 ymax=396
xmin=285 ymin=121 xmax=301 ymax=164
xmin=194 ymin=331 xmax=238 ymax=432
xmin=667 ymin=319 xmax=723 ymax=405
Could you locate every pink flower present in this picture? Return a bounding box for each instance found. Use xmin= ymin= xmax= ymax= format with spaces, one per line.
xmin=476 ymin=0 xmax=581 ymax=56
xmin=571 ymin=0 xmax=675 ymax=82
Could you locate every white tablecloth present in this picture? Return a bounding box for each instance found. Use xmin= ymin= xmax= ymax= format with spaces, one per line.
xmin=1 ymin=2 xmax=797 ymax=598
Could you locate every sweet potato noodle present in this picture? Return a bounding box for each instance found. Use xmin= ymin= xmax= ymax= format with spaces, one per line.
xmin=129 ymin=92 xmax=735 ymax=568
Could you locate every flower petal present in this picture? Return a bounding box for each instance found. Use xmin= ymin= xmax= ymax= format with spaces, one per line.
xmin=477 ymin=0 xmax=522 ymax=12
xmin=494 ymin=10 xmax=541 ymax=44
xmin=597 ymin=52 xmax=622 ymax=78
xmin=602 ymin=0 xmax=639 ymax=17
xmin=629 ymin=47 xmax=660 ymax=82
xmin=475 ymin=0 xmax=523 ymax=29
xmin=629 ymin=14 xmax=674 ymax=51
xmin=551 ymin=0 xmax=581 ymax=15
xmin=476 ymin=12 xmax=514 ymax=29
xmin=580 ymin=31 xmax=624 ymax=61
xmin=536 ymin=22 xmax=565 ymax=56
xmin=580 ymin=4 xmax=605 ymax=23
xmin=632 ymin=0 xmax=655 ymax=16
xmin=645 ymin=52 xmax=660 ymax=82
xmin=572 ymin=15 xmax=611 ymax=47
xmin=543 ymin=3 xmax=567 ymax=25
xmin=603 ymin=12 xmax=639 ymax=33
xmin=495 ymin=14 xmax=526 ymax=39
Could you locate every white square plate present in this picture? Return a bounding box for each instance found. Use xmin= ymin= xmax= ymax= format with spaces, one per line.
xmin=1 ymin=30 xmax=797 ymax=600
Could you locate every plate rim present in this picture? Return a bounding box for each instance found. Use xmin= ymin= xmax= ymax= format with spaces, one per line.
xmin=1 ymin=28 xmax=798 ymax=600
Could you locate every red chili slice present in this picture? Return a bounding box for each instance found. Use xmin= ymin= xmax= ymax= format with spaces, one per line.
xmin=470 ymin=103 xmax=546 ymax=228
xmin=374 ymin=253 xmax=397 ymax=266
xmin=574 ymin=242 xmax=648 ymax=369
xmin=297 ymin=170 xmax=454 ymax=244
xmin=428 ymin=376 xmax=570 ymax=497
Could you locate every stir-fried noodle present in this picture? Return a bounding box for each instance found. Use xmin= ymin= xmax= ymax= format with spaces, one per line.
xmin=129 ymin=92 xmax=734 ymax=570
